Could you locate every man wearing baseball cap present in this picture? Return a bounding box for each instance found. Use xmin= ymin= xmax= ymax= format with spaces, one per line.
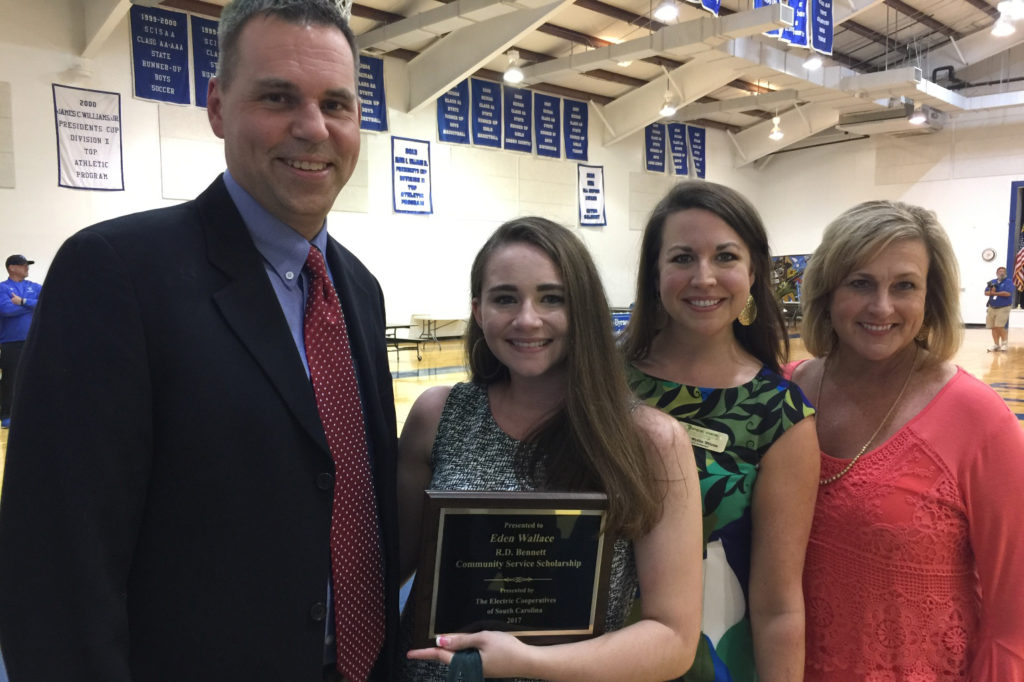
xmin=0 ymin=254 xmax=41 ymax=428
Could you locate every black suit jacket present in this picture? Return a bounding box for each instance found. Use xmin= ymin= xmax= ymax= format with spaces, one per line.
xmin=0 ymin=177 xmax=399 ymax=681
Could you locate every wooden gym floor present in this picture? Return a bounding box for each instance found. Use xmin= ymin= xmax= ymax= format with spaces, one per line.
xmin=0 ymin=327 xmax=1021 ymax=501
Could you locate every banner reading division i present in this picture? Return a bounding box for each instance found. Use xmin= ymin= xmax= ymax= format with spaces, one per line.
xmin=53 ymin=84 xmax=124 ymax=191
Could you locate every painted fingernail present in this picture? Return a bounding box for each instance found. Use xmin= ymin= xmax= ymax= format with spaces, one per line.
xmin=436 ymin=635 xmax=450 ymax=648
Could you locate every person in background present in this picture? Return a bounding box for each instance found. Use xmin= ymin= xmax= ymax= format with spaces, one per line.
xmin=0 ymin=1 xmax=400 ymax=680
xmin=398 ymin=217 xmax=704 ymax=681
xmin=621 ymin=181 xmax=819 ymax=682
xmin=788 ymin=200 xmax=1024 ymax=680
xmin=0 ymin=254 xmax=41 ymax=429
xmin=984 ymin=265 xmax=1013 ymax=351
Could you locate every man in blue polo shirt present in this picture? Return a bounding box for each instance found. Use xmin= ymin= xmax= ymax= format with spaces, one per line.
xmin=985 ymin=265 xmax=1013 ymax=352
xmin=0 ymin=254 xmax=41 ymax=427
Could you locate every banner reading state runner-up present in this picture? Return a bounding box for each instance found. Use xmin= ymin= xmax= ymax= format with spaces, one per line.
xmin=534 ymin=93 xmax=561 ymax=158
xmin=358 ymin=56 xmax=388 ymax=132
xmin=644 ymin=123 xmax=667 ymax=173
xmin=190 ymin=15 xmax=218 ymax=109
xmin=437 ymin=80 xmax=470 ymax=144
xmin=503 ymin=87 xmax=533 ymax=153
xmin=130 ymin=5 xmax=190 ymax=105
xmin=471 ymin=79 xmax=502 ymax=148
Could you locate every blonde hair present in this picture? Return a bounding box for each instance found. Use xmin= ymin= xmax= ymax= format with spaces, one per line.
xmin=801 ymin=200 xmax=962 ymax=362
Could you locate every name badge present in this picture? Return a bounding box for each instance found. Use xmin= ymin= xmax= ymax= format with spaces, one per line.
xmin=682 ymin=423 xmax=729 ymax=453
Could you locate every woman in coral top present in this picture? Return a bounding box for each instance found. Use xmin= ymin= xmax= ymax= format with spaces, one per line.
xmin=787 ymin=200 xmax=1024 ymax=680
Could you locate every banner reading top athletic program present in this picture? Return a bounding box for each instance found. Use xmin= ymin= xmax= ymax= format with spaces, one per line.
xmin=53 ymin=84 xmax=124 ymax=191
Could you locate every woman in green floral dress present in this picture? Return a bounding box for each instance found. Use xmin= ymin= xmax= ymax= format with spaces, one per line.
xmin=621 ymin=181 xmax=819 ymax=682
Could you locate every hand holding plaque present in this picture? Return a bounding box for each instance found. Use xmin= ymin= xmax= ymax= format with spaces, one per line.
xmin=412 ymin=491 xmax=614 ymax=647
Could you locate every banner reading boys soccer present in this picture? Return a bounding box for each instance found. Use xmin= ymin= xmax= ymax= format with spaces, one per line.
xmin=53 ymin=84 xmax=124 ymax=191
xmin=190 ymin=15 xmax=218 ymax=108
xmin=130 ymin=5 xmax=190 ymax=105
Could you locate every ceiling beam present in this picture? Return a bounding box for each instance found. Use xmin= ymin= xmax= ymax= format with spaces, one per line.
xmin=599 ymin=57 xmax=743 ymax=144
xmin=405 ymin=0 xmax=574 ymax=113
xmin=883 ymin=0 xmax=962 ymax=38
xmin=81 ymin=0 xmax=130 ymax=58
xmin=961 ymin=0 xmax=1000 ymax=20
xmin=357 ymin=0 xmax=516 ymax=51
xmin=672 ymin=88 xmax=799 ymax=122
xmin=522 ymin=3 xmax=792 ymax=82
xmin=159 ymin=0 xmax=222 ymax=15
xmin=573 ymin=0 xmax=662 ymax=31
xmin=731 ymin=102 xmax=840 ymax=165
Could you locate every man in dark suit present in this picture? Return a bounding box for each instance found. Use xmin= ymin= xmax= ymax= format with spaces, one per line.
xmin=0 ymin=2 xmax=398 ymax=680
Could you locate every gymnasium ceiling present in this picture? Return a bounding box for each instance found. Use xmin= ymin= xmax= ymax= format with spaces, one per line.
xmin=86 ymin=0 xmax=1024 ymax=164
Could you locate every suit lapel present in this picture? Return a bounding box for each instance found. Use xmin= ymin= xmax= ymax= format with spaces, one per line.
xmin=195 ymin=178 xmax=330 ymax=456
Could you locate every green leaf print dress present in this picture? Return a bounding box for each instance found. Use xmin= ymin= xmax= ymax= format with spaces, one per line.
xmin=626 ymin=365 xmax=814 ymax=682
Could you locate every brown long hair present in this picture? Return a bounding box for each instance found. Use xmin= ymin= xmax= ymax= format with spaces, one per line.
xmin=620 ymin=181 xmax=788 ymax=373
xmin=466 ymin=217 xmax=661 ymax=539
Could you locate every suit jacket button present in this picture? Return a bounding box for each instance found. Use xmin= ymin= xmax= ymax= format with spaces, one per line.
xmin=310 ymin=602 xmax=327 ymax=622
xmin=316 ymin=472 xmax=335 ymax=490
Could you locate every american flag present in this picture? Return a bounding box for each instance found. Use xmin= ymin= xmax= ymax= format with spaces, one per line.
xmin=1015 ymin=229 xmax=1024 ymax=291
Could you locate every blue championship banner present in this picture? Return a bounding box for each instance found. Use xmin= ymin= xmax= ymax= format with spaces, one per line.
xmin=810 ymin=0 xmax=834 ymax=54
xmin=392 ymin=136 xmax=433 ymax=215
xmin=781 ymin=0 xmax=809 ymax=47
xmin=644 ymin=123 xmax=666 ymax=173
xmin=471 ymin=79 xmax=502 ymax=148
xmin=359 ymin=55 xmax=388 ymax=132
xmin=190 ymin=15 xmax=218 ymax=109
xmin=130 ymin=5 xmax=190 ymax=105
xmin=534 ymin=93 xmax=561 ymax=158
xmin=702 ymin=0 xmax=721 ymax=15
xmin=437 ymin=80 xmax=470 ymax=144
xmin=667 ymin=123 xmax=688 ymax=176
xmin=564 ymin=99 xmax=588 ymax=161
xmin=577 ymin=164 xmax=606 ymax=227
xmin=503 ymin=86 xmax=533 ymax=153
xmin=686 ymin=126 xmax=706 ymax=179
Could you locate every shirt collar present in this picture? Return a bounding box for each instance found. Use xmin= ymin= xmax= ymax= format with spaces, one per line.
xmin=223 ymin=170 xmax=329 ymax=289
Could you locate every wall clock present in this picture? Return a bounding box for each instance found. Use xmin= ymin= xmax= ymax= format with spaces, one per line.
xmin=982 ymin=248 xmax=996 ymax=262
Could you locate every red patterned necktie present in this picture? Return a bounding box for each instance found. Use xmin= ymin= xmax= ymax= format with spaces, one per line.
xmin=303 ymin=245 xmax=384 ymax=682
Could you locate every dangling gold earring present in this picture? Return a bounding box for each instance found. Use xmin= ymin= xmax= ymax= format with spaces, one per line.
xmin=738 ymin=294 xmax=757 ymax=326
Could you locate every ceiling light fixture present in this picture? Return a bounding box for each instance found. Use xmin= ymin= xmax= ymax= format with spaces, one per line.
xmin=908 ymin=106 xmax=927 ymax=125
xmin=998 ymin=0 xmax=1024 ymax=20
xmin=659 ymin=90 xmax=678 ymax=117
xmin=992 ymin=16 xmax=1016 ymax=36
xmin=802 ymin=53 xmax=823 ymax=70
xmin=503 ymin=49 xmax=524 ymax=84
xmin=653 ymin=0 xmax=679 ymax=22
xmin=768 ymin=115 xmax=784 ymax=141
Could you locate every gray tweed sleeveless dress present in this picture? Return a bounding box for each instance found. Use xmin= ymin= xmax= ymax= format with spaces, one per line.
xmin=398 ymin=382 xmax=639 ymax=682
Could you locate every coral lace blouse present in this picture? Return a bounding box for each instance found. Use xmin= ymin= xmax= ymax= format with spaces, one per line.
xmin=786 ymin=364 xmax=1024 ymax=681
